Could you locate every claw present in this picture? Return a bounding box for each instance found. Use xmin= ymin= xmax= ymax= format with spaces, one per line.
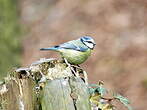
xmin=63 ymin=58 xmax=79 ymax=77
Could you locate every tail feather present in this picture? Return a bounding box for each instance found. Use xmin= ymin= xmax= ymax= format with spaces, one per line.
xmin=40 ymin=47 xmax=59 ymax=51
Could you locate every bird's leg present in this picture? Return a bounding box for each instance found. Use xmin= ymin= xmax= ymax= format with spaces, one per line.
xmin=63 ymin=60 xmax=87 ymax=84
xmin=70 ymin=64 xmax=88 ymax=85
xmin=70 ymin=64 xmax=83 ymax=70
xmin=63 ymin=58 xmax=79 ymax=77
xmin=63 ymin=58 xmax=70 ymax=66
xmin=77 ymin=64 xmax=80 ymax=67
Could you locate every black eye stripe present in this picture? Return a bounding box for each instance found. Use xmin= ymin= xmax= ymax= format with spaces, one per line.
xmin=87 ymin=41 xmax=92 ymax=43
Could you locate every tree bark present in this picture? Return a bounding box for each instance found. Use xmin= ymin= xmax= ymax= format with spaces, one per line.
xmin=0 ymin=58 xmax=91 ymax=110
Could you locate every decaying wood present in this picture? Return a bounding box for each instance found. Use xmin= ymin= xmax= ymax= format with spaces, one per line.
xmin=0 ymin=76 xmax=36 ymax=110
xmin=0 ymin=58 xmax=91 ymax=110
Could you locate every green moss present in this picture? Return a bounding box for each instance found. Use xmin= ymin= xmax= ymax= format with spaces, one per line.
xmin=0 ymin=0 xmax=22 ymax=79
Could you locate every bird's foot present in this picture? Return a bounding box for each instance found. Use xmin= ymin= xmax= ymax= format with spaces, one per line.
xmin=70 ymin=65 xmax=88 ymax=85
xmin=63 ymin=58 xmax=79 ymax=77
xmin=70 ymin=64 xmax=83 ymax=70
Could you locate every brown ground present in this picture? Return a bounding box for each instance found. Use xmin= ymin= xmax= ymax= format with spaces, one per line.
xmin=20 ymin=0 xmax=147 ymax=109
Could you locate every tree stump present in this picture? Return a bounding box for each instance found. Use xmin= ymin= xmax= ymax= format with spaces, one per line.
xmin=0 ymin=58 xmax=91 ymax=110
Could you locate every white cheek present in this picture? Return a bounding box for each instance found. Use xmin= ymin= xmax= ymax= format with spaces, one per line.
xmin=85 ymin=42 xmax=94 ymax=49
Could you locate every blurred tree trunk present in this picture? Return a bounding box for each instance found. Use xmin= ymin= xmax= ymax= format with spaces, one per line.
xmin=0 ymin=58 xmax=91 ymax=110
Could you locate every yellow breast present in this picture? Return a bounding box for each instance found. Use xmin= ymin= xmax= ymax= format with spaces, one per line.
xmin=59 ymin=49 xmax=91 ymax=64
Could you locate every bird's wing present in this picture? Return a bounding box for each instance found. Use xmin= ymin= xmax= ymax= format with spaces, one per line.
xmin=59 ymin=40 xmax=88 ymax=52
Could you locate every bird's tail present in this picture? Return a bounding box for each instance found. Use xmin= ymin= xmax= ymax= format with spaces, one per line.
xmin=40 ymin=47 xmax=59 ymax=51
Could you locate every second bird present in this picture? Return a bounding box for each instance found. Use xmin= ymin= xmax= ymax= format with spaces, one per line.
xmin=40 ymin=36 xmax=96 ymax=65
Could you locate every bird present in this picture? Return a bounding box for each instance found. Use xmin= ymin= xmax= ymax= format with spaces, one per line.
xmin=40 ymin=36 xmax=96 ymax=65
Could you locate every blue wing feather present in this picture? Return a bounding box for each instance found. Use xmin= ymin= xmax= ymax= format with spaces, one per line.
xmin=59 ymin=40 xmax=88 ymax=52
xmin=40 ymin=39 xmax=89 ymax=52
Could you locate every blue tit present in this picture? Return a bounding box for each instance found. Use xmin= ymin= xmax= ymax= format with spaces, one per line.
xmin=40 ymin=36 xmax=96 ymax=65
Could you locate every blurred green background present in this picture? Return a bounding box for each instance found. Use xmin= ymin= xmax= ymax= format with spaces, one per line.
xmin=0 ymin=0 xmax=22 ymax=79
